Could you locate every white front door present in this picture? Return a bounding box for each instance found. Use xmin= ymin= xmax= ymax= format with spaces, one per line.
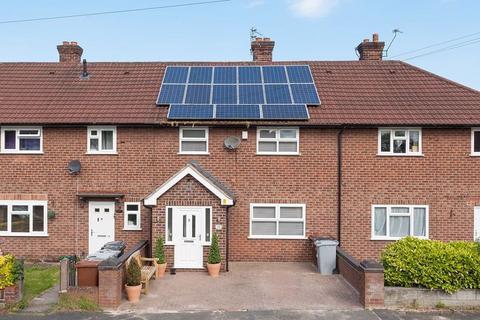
xmin=89 ymin=201 xmax=115 ymax=254
xmin=475 ymin=207 xmax=480 ymax=242
xmin=172 ymin=207 xmax=206 ymax=268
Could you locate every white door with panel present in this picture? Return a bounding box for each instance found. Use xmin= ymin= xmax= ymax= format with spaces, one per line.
xmin=475 ymin=207 xmax=480 ymax=242
xmin=89 ymin=201 xmax=115 ymax=254
xmin=170 ymin=207 xmax=210 ymax=268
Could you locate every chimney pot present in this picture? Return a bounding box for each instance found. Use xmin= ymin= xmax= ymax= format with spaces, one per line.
xmin=372 ymin=33 xmax=379 ymax=42
xmin=57 ymin=41 xmax=83 ymax=64
xmin=251 ymin=37 xmax=275 ymax=62
xmin=356 ymin=33 xmax=385 ymax=61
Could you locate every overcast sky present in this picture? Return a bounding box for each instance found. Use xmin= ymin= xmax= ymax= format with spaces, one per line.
xmin=0 ymin=0 xmax=478 ymax=89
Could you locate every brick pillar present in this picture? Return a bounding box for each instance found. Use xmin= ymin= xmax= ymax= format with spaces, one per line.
xmin=98 ymin=267 xmax=123 ymax=309
xmin=360 ymin=260 xmax=384 ymax=308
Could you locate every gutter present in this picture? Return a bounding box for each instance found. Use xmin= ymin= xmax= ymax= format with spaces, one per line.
xmin=337 ymin=127 xmax=344 ymax=245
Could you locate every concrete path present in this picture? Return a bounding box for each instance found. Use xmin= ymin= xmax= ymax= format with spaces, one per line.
xmin=22 ymin=284 xmax=59 ymax=313
xmin=117 ymin=262 xmax=361 ymax=313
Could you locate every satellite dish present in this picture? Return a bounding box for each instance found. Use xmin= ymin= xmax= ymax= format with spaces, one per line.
xmin=68 ymin=160 xmax=81 ymax=174
xmin=224 ymin=136 xmax=241 ymax=150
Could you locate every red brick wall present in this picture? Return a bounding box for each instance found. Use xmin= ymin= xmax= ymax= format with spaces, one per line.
xmin=341 ymin=128 xmax=479 ymax=260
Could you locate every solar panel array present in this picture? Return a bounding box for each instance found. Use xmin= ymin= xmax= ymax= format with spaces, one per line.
xmin=157 ymin=65 xmax=320 ymax=120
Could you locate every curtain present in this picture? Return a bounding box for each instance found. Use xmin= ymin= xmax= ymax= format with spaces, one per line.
xmin=374 ymin=207 xmax=387 ymax=236
xmin=413 ymin=208 xmax=426 ymax=236
xmin=389 ymin=216 xmax=410 ymax=237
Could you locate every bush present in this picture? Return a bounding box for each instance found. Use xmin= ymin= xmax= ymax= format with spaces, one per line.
xmin=381 ymin=237 xmax=480 ymax=293
xmin=208 ymin=233 xmax=221 ymax=264
xmin=0 ymin=254 xmax=22 ymax=289
xmin=126 ymin=258 xmax=141 ymax=287
xmin=155 ymin=236 xmax=166 ymax=264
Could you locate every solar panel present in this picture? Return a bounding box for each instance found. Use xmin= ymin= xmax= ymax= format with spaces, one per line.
xmin=238 ymin=66 xmax=262 ymax=83
xmin=157 ymin=84 xmax=185 ymax=104
xmin=239 ymin=85 xmax=264 ymax=104
xmin=290 ymin=84 xmax=320 ymax=104
xmin=189 ymin=67 xmax=213 ymax=83
xmin=286 ymin=66 xmax=313 ymax=83
xmin=163 ymin=66 xmax=189 ymax=84
xmin=185 ymin=85 xmax=211 ymax=104
xmin=216 ymin=105 xmax=260 ymax=119
xmin=262 ymin=66 xmax=287 ymax=83
xmin=212 ymin=85 xmax=237 ymax=104
xmin=168 ymin=104 xmax=214 ymax=119
xmin=214 ymin=67 xmax=237 ymax=84
xmin=264 ymin=85 xmax=292 ymax=104
xmin=262 ymin=104 xmax=309 ymax=120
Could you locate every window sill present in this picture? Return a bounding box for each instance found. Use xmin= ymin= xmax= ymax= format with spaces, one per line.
xmin=371 ymin=236 xmax=428 ymax=241
xmin=376 ymin=153 xmax=424 ymax=157
xmin=178 ymin=152 xmax=210 ymax=156
xmin=256 ymin=153 xmax=300 ymax=156
xmin=248 ymin=236 xmax=307 ymax=240
xmin=85 ymin=152 xmax=118 ymax=155
xmin=123 ymin=228 xmax=142 ymax=231
xmin=470 ymin=154 xmax=480 ymax=157
xmin=0 ymin=233 xmax=48 ymax=237
xmin=0 ymin=152 xmax=44 ymax=155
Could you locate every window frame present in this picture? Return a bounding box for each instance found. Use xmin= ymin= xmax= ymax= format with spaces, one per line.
xmin=371 ymin=204 xmax=429 ymax=241
xmin=471 ymin=128 xmax=480 ymax=156
xmin=87 ymin=126 xmax=117 ymax=155
xmin=249 ymin=203 xmax=306 ymax=239
xmin=123 ymin=202 xmax=141 ymax=231
xmin=256 ymin=127 xmax=300 ymax=155
xmin=0 ymin=200 xmax=48 ymax=237
xmin=0 ymin=126 xmax=43 ymax=154
xmin=377 ymin=128 xmax=422 ymax=156
xmin=178 ymin=127 xmax=209 ymax=155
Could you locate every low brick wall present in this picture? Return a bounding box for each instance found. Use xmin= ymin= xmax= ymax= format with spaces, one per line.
xmin=63 ymin=286 xmax=99 ymax=304
xmin=336 ymin=247 xmax=384 ymax=308
xmin=0 ymin=280 xmax=23 ymax=307
xmin=385 ymin=287 xmax=480 ymax=308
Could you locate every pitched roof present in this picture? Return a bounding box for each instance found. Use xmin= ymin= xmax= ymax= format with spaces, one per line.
xmin=0 ymin=60 xmax=478 ymax=126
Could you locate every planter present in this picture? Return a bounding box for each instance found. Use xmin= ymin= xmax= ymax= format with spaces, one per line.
xmin=207 ymin=263 xmax=221 ymax=277
xmin=156 ymin=263 xmax=167 ymax=278
xmin=125 ymin=284 xmax=142 ymax=303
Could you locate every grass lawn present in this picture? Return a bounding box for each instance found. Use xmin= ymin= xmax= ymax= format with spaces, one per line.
xmin=16 ymin=264 xmax=59 ymax=309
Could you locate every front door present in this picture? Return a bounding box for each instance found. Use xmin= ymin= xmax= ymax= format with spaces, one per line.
xmin=89 ymin=201 xmax=115 ymax=254
xmin=475 ymin=207 xmax=480 ymax=242
xmin=172 ymin=207 xmax=206 ymax=268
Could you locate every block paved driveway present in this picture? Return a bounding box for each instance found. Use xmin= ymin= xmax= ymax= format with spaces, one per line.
xmin=117 ymin=262 xmax=361 ymax=313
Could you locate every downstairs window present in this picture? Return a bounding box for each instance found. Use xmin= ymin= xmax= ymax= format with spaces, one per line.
xmin=250 ymin=204 xmax=305 ymax=239
xmin=0 ymin=201 xmax=48 ymax=236
xmin=372 ymin=205 xmax=428 ymax=240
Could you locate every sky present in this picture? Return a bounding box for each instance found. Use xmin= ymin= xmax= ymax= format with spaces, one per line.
xmin=0 ymin=0 xmax=479 ymax=90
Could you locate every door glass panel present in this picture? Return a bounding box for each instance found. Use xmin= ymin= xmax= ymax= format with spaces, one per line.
xmin=0 ymin=205 xmax=7 ymax=231
xmin=192 ymin=215 xmax=196 ymax=238
xmin=12 ymin=214 xmax=29 ymax=232
xmin=182 ymin=215 xmax=187 ymax=238
xmin=32 ymin=205 xmax=44 ymax=232
xmin=167 ymin=208 xmax=173 ymax=241
xmin=205 ymin=208 xmax=211 ymax=242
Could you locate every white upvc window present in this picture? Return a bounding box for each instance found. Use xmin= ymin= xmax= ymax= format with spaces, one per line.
xmin=378 ymin=128 xmax=422 ymax=156
xmin=257 ymin=127 xmax=299 ymax=155
xmin=87 ymin=126 xmax=117 ymax=154
xmin=179 ymin=127 xmax=209 ymax=154
xmin=471 ymin=128 xmax=480 ymax=156
xmin=123 ymin=202 xmax=141 ymax=230
xmin=1 ymin=127 xmax=43 ymax=153
xmin=0 ymin=200 xmax=48 ymax=236
xmin=249 ymin=203 xmax=306 ymax=239
xmin=371 ymin=205 xmax=428 ymax=240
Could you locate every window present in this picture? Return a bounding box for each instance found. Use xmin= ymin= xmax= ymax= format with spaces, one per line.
xmin=1 ymin=127 xmax=42 ymax=153
xmin=257 ymin=128 xmax=299 ymax=155
xmin=0 ymin=201 xmax=48 ymax=236
xmin=378 ymin=128 xmax=422 ymax=155
xmin=123 ymin=202 xmax=141 ymax=230
xmin=471 ymin=128 xmax=480 ymax=156
xmin=87 ymin=126 xmax=116 ymax=154
xmin=372 ymin=205 xmax=428 ymax=240
xmin=250 ymin=204 xmax=305 ymax=239
xmin=179 ymin=127 xmax=208 ymax=154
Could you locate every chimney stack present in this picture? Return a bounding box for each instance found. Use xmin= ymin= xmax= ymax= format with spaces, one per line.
xmin=57 ymin=41 xmax=83 ymax=64
xmin=251 ymin=37 xmax=275 ymax=62
xmin=356 ymin=33 xmax=385 ymax=61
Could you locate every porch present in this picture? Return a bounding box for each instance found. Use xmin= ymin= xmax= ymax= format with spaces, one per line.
xmin=117 ymin=262 xmax=361 ymax=313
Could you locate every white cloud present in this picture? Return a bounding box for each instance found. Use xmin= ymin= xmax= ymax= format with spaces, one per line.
xmin=289 ymin=0 xmax=340 ymax=18
xmin=246 ymin=0 xmax=266 ymax=8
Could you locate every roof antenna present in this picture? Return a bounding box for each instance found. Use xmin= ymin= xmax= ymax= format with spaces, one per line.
xmin=82 ymin=59 xmax=89 ymax=79
xmin=384 ymin=29 xmax=403 ymax=57
xmin=250 ymin=27 xmax=263 ymax=42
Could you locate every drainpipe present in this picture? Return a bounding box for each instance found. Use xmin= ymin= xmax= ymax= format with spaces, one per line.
xmin=148 ymin=205 xmax=153 ymax=257
xmin=226 ymin=206 xmax=230 ymax=272
xmin=337 ymin=127 xmax=344 ymax=245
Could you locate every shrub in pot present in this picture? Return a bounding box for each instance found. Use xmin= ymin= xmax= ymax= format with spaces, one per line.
xmin=125 ymin=258 xmax=142 ymax=302
xmin=155 ymin=236 xmax=167 ymax=278
xmin=207 ymin=233 xmax=221 ymax=277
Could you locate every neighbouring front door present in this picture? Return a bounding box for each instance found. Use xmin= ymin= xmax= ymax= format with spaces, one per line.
xmin=89 ymin=201 xmax=115 ymax=254
xmin=475 ymin=207 xmax=480 ymax=242
xmin=172 ymin=207 xmax=207 ymax=268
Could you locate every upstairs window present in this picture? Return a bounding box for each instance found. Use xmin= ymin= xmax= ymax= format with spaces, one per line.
xmin=1 ymin=127 xmax=42 ymax=153
xmin=378 ymin=128 xmax=422 ymax=155
xmin=471 ymin=128 xmax=480 ymax=156
xmin=0 ymin=200 xmax=48 ymax=236
xmin=372 ymin=205 xmax=428 ymax=240
xmin=179 ymin=127 xmax=208 ymax=154
xmin=87 ymin=126 xmax=116 ymax=154
xmin=123 ymin=202 xmax=141 ymax=230
xmin=257 ymin=127 xmax=299 ymax=155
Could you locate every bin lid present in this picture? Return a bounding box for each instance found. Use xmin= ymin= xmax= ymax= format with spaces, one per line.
xmin=102 ymin=240 xmax=126 ymax=251
xmin=87 ymin=249 xmax=121 ymax=261
xmin=315 ymin=239 xmax=339 ymax=246
xmin=76 ymin=260 xmax=101 ymax=267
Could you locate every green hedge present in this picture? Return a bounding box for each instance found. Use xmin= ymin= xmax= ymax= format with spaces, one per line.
xmin=381 ymin=237 xmax=480 ymax=293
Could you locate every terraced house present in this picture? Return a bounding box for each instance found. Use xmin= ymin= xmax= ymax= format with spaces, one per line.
xmin=0 ymin=34 xmax=479 ymax=270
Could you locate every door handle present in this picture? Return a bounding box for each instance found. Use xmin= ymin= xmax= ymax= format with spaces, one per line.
xmin=199 ymin=234 xmax=202 ymax=241
xmin=90 ymin=229 xmax=93 ymax=236
xmin=184 ymin=240 xmax=194 ymax=243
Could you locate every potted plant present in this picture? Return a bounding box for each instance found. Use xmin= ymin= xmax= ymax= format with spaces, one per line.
xmin=207 ymin=233 xmax=221 ymax=277
xmin=155 ymin=236 xmax=167 ymax=278
xmin=125 ymin=258 xmax=142 ymax=303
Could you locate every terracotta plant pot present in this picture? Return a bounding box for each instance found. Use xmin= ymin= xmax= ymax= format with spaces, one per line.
xmin=207 ymin=263 xmax=221 ymax=277
xmin=156 ymin=263 xmax=167 ymax=278
xmin=125 ymin=284 xmax=142 ymax=303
